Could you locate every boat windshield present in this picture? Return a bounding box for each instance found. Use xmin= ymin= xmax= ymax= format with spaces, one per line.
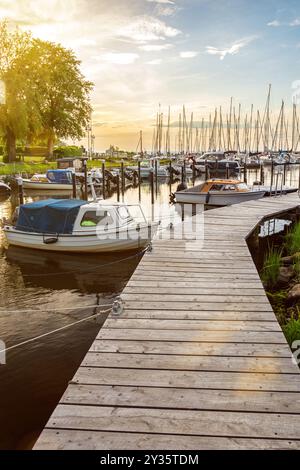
xmin=237 ymin=183 xmax=248 ymax=190
xmin=80 ymin=210 xmax=113 ymax=227
xmin=117 ymin=205 xmax=146 ymax=224
xmin=210 ymin=184 xmax=237 ymax=191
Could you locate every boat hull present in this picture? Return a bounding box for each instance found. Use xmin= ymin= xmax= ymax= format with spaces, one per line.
xmin=175 ymin=190 xmax=266 ymax=206
xmin=22 ymin=180 xmax=73 ymax=190
xmin=4 ymin=223 xmax=159 ymax=253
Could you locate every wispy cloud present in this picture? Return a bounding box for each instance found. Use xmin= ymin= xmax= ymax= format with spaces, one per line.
xmin=146 ymin=59 xmax=162 ymax=65
xmin=155 ymin=5 xmax=178 ymax=16
xmin=180 ymin=51 xmax=198 ymax=58
xmin=290 ymin=18 xmax=300 ymax=26
xmin=267 ymin=20 xmax=280 ymax=27
xmin=146 ymin=0 xmax=175 ymax=4
xmin=206 ymin=36 xmax=257 ymax=60
xmin=118 ymin=16 xmax=181 ymax=43
xmin=101 ymin=53 xmax=139 ymax=65
xmin=139 ymin=43 xmax=172 ymax=51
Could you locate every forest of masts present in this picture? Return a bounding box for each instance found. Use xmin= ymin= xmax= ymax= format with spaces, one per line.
xmin=149 ymin=86 xmax=300 ymax=156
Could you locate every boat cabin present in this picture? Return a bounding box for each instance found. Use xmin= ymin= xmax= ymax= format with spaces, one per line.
xmin=46 ymin=170 xmax=73 ymax=184
xmin=197 ymin=179 xmax=249 ymax=193
xmin=14 ymin=199 xmax=147 ymax=235
xmin=57 ymin=157 xmax=87 ymax=172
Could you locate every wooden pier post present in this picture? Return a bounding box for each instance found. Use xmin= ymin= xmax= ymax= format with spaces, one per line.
xmin=17 ymin=178 xmax=24 ymax=205
xmin=260 ymin=162 xmax=264 ymax=185
xmin=83 ymin=159 xmax=88 ymax=201
xmin=138 ymin=160 xmax=141 ymax=202
xmin=192 ymin=159 xmax=196 ymax=185
xmin=116 ymin=174 xmax=120 ymax=202
xmin=244 ymin=161 xmax=247 ymax=183
xmin=226 ymin=162 xmax=229 ymax=179
xmin=72 ymin=172 xmax=77 ymax=199
xmin=283 ymin=162 xmax=286 ymax=186
xmin=121 ymin=160 xmax=125 ymax=198
xmin=155 ymin=159 xmax=158 ymax=187
xmin=102 ymin=161 xmax=106 ymax=200
xmin=150 ymin=170 xmax=155 ymax=206
xmin=169 ymin=159 xmax=172 ymax=197
xmin=270 ymin=157 xmax=274 ymax=190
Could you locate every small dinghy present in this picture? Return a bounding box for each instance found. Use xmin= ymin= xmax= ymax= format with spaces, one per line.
xmin=175 ymin=179 xmax=266 ymax=206
xmin=3 ymin=199 xmax=159 ymax=252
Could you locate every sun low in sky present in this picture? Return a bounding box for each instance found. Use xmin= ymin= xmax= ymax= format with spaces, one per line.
xmin=1 ymin=0 xmax=300 ymax=151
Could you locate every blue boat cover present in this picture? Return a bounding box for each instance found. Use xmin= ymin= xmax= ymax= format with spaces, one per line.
xmin=46 ymin=170 xmax=73 ymax=184
xmin=16 ymin=199 xmax=87 ymax=234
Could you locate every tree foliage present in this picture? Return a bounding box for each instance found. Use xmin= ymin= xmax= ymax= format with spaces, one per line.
xmin=0 ymin=21 xmax=93 ymax=161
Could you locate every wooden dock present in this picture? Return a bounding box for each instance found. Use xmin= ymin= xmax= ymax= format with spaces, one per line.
xmin=35 ymin=193 xmax=300 ymax=450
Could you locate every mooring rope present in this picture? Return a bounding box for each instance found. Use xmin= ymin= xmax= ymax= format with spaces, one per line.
xmin=0 ymin=305 xmax=112 ymax=355
xmin=0 ymin=302 xmax=113 ymax=314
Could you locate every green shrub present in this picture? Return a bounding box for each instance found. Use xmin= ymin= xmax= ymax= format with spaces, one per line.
xmin=261 ymin=247 xmax=282 ymax=287
xmin=285 ymin=222 xmax=300 ymax=255
xmin=53 ymin=146 xmax=83 ymax=158
xmin=283 ymin=315 xmax=300 ymax=346
xmin=267 ymin=290 xmax=287 ymax=326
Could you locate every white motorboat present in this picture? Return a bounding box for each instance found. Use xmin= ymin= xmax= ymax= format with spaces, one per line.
xmin=194 ymin=152 xmax=240 ymax=174
xmin=127 ymin=159 xmax=168 ymax=178
xmin=175 ymin=179 xmax=266 ymax=206
xmin=3 ymin=199 xmax=159 ymax=253
xmin=20 ymin=170 xmax=73 ymax=190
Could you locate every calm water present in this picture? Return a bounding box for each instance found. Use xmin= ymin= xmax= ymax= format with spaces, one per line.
xmin=0 ymin=166 xmax=299 ymax=449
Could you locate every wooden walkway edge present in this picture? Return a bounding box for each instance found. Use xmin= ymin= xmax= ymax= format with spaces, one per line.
xmin=35 ymin=193 xmax=300 ymax=450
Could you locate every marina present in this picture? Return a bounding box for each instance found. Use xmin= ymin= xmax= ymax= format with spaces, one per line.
xmin=1 ymin=0 xmax=300 ymax=456
xmin=1 ymin=165 xmax=300 ymax=449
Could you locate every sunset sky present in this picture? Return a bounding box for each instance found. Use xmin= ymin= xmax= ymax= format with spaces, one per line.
xmin=1 ymin=0 xmax=300 ymax=151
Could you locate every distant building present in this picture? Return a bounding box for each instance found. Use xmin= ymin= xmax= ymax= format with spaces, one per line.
xmin=105 ymin=145 xmax=128 ymax=159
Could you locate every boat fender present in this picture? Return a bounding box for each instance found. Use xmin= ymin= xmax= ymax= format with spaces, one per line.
xmin=43 ymin=234 xmax=59 ymax=244
xmin=205 ymin=191 xmax=211 ymax=204
xmin=147 ymin=242 xmax=153 ymax=252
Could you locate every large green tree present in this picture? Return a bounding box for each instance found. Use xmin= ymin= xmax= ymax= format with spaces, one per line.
xmin=27 ymin=39 xmax=93 ymax=158
xmin=0 ymin=22 xmax=93 ymax=161
xmin=0 ymin=22 xmax=40 ymax=161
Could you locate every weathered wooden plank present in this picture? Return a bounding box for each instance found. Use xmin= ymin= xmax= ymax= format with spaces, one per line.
xmin=133 ymin=270 xmax=261 ymax=279
xmin=73 ymin=367 xmax=300 ymax=392
xmin=104 ymin=319 xmax=280 ymax=332
xmin=124 ymin=287 xmax=265 ymax=296
xmin=45 ymin=405 xmax=300 ymax=439
xmin=61 ymin=384 xmax=300 ymax=413
xmin=121 ymin=293 xmax=270 ymax=303
xmin=91 ymin=340 xmax=292 ymax=357
xmin=142 ymin=258 xmax=254 ymax=266
xmin=97 ymin=328 xmax=285 ymax=343
xmin=120 ymin=309 xmax=277 ymax=321
xmin=128 ymin=280 xmax=263 ymax=288
xmin=134 ymin=268 xmax=260 ymax=277
xmin=82 ymin=352 xmax=295 ymax=373
xmin=35 ymin=429 xmax=300 ymax=450
xmin=123 ymin=301 xmax=273 ymax=311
